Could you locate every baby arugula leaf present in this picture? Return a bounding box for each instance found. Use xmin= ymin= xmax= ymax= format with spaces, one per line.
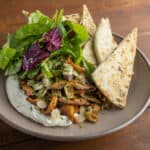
xmin=51 ymin=9 xmax=64 ymax=28
xmin=82 ymin=57 xmax=96 ymax=76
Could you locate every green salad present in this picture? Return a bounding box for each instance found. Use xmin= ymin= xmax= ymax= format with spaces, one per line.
xmin=0 ymin=10 xmax=94 ymax=78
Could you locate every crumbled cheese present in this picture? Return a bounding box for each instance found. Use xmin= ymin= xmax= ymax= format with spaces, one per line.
xmin=36 ymin=100 xmax=47 ymax=109
xmin=42 ymin=78 xmax=50 ymax=88
xmin=33 ymin=83 xmax=43 ymax=91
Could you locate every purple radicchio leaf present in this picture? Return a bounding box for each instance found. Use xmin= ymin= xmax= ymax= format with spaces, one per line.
xmin=43 ymin=28 xmax=62 ymax=51
xmin=22 ymin=43 xmax=49 ymax=71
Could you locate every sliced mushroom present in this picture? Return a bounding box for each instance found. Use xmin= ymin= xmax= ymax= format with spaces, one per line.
xmin=60 ymin=104 xmax=75 ymax=122
xmin=80 ymin=94 xmax=101 ymax=104
xmin=91 ymin=104 xmax=101 ymax=112
xmin=64 ymin=85 xmax=75 ymax=99
xmin=43 ymin=96 xmax=58 ymax=114
xmin=50 ymin=80 xmax=67 ymax=90
xmin=26 ymin=97 xmax=40 ymax=104
xmin=65 ymin=57 xmax=85 ymax=73
xmin=51 ymin=90 xmax=62 ymax=97
xmin=36 ymin=73 xmax=43 ymax=80
xmin=85 ymin=111 xmax=99 ymax=123
xmin=20 ymin=83 xmax=33 ymax=96
xmin=58 ymin=97 xmax=90 ymax=106
xmin=50 ymin=80 xmax=91 ymax=90
xmin=68 ymin=80 xmax=91 ymax=90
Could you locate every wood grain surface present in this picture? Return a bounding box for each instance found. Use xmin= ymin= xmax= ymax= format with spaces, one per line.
xmin=0 ymin=0 xmax=150 ymax=149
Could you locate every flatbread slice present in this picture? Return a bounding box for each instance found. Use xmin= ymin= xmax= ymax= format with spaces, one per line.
xmin=83 ymin=40 xmax=97 ymax=66
xmin=80 ymin=4 xmax=96 ymax=37
xmin=92 ymin=28 xmax=137 ymax=108
xmin=62 ymin=13 xmax=81 ymax=23
xmin=94 ymin=18 xmax=117 ymax=64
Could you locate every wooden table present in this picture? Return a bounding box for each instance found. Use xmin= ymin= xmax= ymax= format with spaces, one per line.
xmin=0 ymin=0 xmax=149 ymax=149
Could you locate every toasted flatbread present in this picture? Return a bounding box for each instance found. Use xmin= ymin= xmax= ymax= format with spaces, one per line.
xmin=92 ymin=28 xmax=137 ymax=108
xmin=83 ymin=40 xmax=97 ymax=66
xmin=80 ymin=4 xmax=96 ymax=37
xmin=94 ymin=18 xmax=117 ymax=64
xmin=62 ymin=13 xmax=81 ymax=23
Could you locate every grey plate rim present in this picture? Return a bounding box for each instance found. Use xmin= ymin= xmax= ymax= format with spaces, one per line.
xmin=0 ymin=33 xmax=150 ymax=141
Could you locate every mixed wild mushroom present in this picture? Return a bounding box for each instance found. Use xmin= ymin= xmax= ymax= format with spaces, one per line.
xmin=20 ymin=57 xmax=110 ymax=124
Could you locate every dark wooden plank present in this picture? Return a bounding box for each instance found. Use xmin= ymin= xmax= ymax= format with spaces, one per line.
xmin=0 ymin=0 xmax=149 ymax=148
xmin=0 ymin=121 xmax=32 ymax=146
xmin=0 ymin=109 xmax=150 ymax=150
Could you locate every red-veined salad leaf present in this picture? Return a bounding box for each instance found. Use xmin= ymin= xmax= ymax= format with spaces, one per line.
xmin=22 ymin=43 xmax=50 ymax=71
xmin=23 ymin=27 xmax=62 ymax=71
xmin=43 ymin=28 xmax=62 ymax=51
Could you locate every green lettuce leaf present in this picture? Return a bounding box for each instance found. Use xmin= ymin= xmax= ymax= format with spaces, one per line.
xmin=82 ymin=57 xmax=96 ymax=76
xmin=27 ymin=66 xmax=40 ymax=79
xmin=71 ymin=23 xmax=88 ymax=42
xmin=9 ymin=34 xmax=35 ymax=51
xmin=15 ymin=23 xmax=51 ymax=40
xmin=73 ymin=45 xmax=83 ymax=64
xmin=50 ymin=48 xmax=76 ymax=58
xmin=56 ymin=21 xmax=89 ymax=65
xmin=0 ymin=47 xmax=16 ymax=70
xmin=8 ymin=23 xmax=51 ymax=51
xmin=28 ymin=10 xmax=52 ymax=25
xmin=41 ymin=61 xmax=53 ymax=79
xmin=63 ymin=21 xmax=88 ymax=43
xmin=5 ymin=59 xmax=22 ymax=76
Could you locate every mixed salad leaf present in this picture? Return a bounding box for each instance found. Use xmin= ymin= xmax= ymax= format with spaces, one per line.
xmin=28 ymin=10 xmax=52 ymax=25
xmin=43 ymin=28 xmax=62 ymax=51
xmin=22 ymin=43 xmax=50 ymax=71
xmin=0 ymin=47 xmax=16 ymax=70
xmin=0 ymin=9 xmax=95 ymax=79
